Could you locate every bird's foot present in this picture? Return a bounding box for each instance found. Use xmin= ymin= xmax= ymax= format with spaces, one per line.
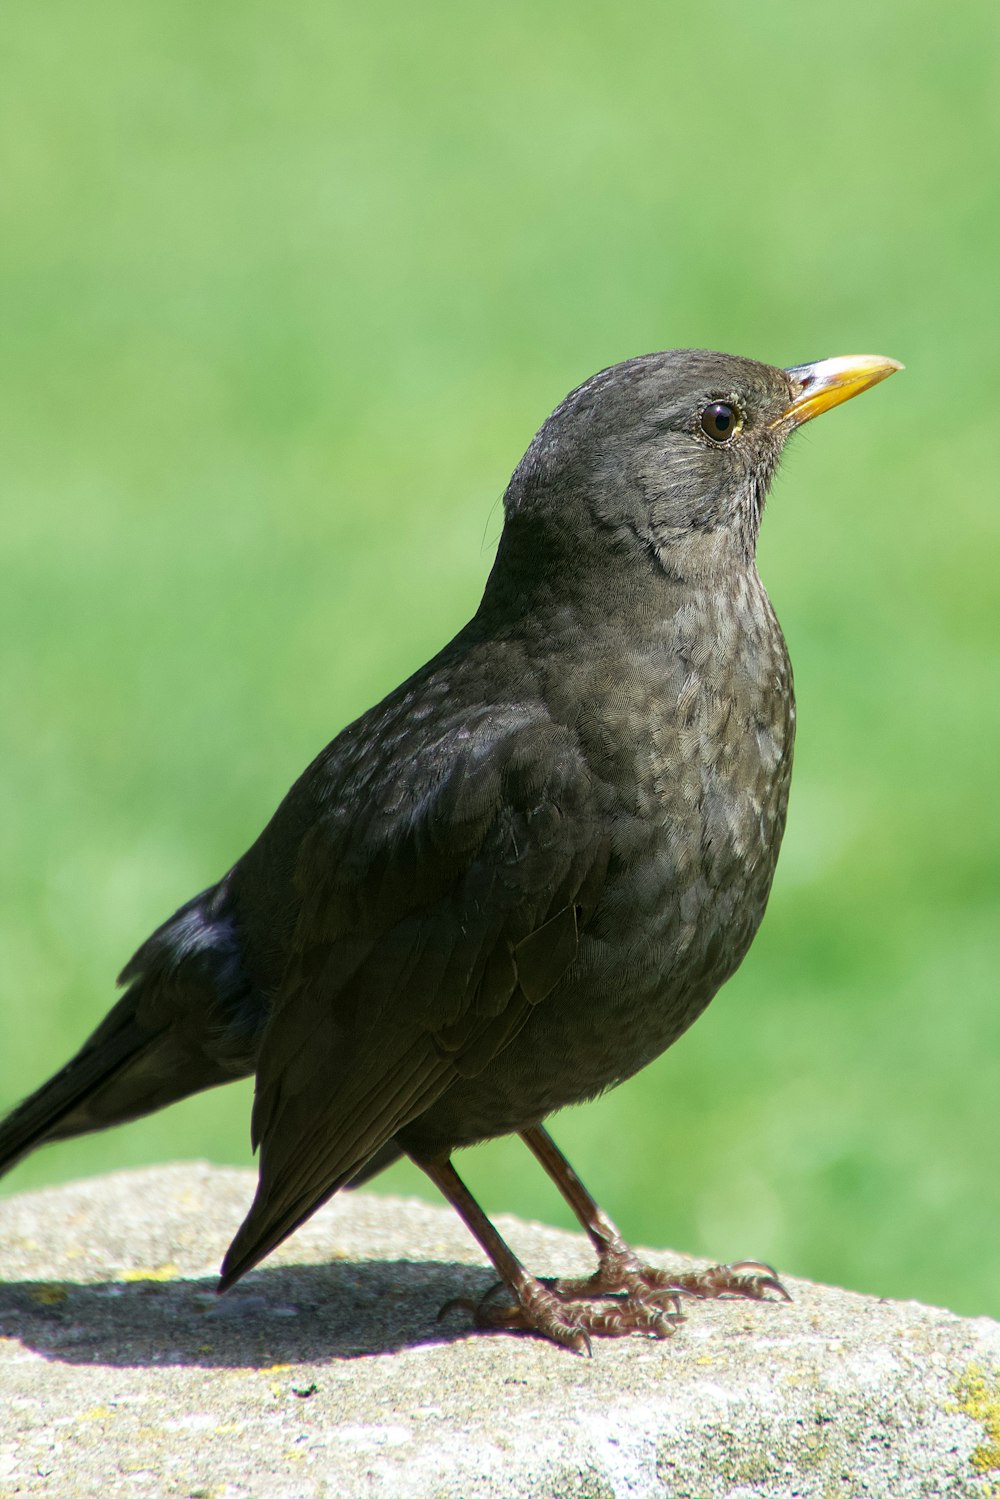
xmin=441 ymin=1270 xmax=684 ymax=1354
xmin=440 ymin=1253 xmax=787 ymax=1352
xmin=653 ymin=1257 xmax=791 ymax=1303
xmin=552 ymin=1248 xmax=791 ymax=1307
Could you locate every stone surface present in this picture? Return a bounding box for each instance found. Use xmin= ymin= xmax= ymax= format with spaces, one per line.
xmin=1 ymin=1163 xmax=998 ymax=1497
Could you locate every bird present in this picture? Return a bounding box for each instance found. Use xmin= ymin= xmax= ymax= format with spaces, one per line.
xmin=0 ymin=348 xmax=901 ymax=1351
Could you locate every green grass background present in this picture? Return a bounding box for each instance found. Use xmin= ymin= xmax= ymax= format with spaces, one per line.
xmin=2 ymin=0 xmax=998 ymax=1320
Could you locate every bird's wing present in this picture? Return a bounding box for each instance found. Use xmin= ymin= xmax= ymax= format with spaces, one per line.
xmin=219 ymin=711 xmax=608 ymax=1286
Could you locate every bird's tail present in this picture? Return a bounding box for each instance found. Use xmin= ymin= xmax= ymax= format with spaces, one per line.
xmin=0 ymin=1013 xmax=153 ymax=1177
xmin=0 ymin=880 xmax=261 ymax=1182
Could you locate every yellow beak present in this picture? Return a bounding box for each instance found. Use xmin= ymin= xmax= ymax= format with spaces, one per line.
xmin=774 ymin=354 xmax=904 ymax=428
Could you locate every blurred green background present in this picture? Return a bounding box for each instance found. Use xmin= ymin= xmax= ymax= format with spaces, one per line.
xmin=1 ymin=0 xmax=998 ymax=1321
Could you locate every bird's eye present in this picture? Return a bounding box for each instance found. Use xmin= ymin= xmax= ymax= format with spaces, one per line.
xmin=699 ymin=401 xmax=742 ymax=444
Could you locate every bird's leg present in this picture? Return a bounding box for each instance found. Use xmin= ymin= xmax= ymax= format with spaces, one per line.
xmin=520 ymin=1125 xmax=791 ymax=1307
xmin=414 ymin=1151 xmax=680 ymax=1351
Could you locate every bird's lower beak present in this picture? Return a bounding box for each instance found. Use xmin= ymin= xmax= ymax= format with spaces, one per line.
xmin=775 ymin=354 xmax=904 ymax=428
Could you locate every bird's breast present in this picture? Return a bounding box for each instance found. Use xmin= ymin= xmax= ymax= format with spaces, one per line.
xmin=397 ymin=578 xmax=797 ymax=1147
xmin=548 ymin=579 xmax=795 ymax=1077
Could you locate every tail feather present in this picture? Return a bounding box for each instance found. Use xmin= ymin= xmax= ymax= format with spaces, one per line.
xmin=0 ymin=878 xmax=263 ymax=1184
xmin=0 ymin=1018 xmax=151 ymax=1177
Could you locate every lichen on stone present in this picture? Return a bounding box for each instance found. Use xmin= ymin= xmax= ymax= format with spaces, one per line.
xmin=950 ymin=1363 xmax=1000 ymax=1489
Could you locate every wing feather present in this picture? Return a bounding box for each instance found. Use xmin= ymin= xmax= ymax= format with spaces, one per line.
xmin=220 ymin=712 xmax=607 ymax=1287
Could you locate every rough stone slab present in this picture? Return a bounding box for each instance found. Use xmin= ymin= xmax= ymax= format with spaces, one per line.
xmin=1 ymin=1164 xmax=998 ymax=1498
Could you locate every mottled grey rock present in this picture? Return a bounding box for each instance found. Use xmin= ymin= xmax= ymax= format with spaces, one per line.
xmin=0 ymin=1164 xmax=998 ymax=1497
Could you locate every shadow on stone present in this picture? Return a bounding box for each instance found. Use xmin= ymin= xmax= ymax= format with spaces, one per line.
xmin=3 ymin=1173 xmax=998 ymax=1496
xmin=0 ymin=1257 xmax=499 ymax=1368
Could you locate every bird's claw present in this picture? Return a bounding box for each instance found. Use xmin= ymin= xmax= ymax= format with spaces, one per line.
xmin=657 ymin=1258 xmax=792 ymax=1303
xmin=441 ymin=1272 xmax=683 ymax=1351
xmin=436 ymin=1249 xmax=788 ymax=1351
xmin=538 ymin=1242 xmax=790 ymax=1307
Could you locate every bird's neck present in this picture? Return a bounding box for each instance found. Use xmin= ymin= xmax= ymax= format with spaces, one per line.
xmin=473 ymin=512 xmax=763 ymax=639
xmin=473 ymin=512 xmax=653 ymax=629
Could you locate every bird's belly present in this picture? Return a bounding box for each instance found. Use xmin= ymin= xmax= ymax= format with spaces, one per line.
xmin=407 ymin=620 xmax=795 ymax=1154
xmin=412 ymin=753 xmax=789 ymax=1152
xmin=499 ymin=862 xmax=772 ymax=1116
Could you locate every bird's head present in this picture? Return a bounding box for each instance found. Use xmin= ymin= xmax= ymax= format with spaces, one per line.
xmin=499 ymin=349 xmax=902 ymax=590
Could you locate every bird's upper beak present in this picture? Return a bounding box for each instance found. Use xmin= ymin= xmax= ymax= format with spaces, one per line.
xmin=775 ymin=354 xmax=904 ymax=428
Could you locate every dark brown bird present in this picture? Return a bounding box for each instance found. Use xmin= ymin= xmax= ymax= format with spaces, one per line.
xmin=0 ymin=349 xmax=901 ymax=1350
